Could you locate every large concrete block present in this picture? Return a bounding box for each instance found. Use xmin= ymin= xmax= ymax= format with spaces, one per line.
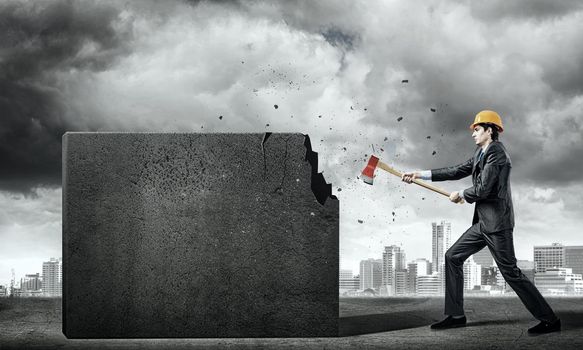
xmin=62 ymin=133 xmax=339 ymax=338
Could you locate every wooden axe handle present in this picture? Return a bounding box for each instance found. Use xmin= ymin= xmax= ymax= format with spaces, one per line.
xmin=377 ymin=160 xmax=464 ymax=203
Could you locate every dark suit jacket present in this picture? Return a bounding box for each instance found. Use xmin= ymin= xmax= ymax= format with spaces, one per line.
xmin=431 ymin=141 xmax=514 ymax=233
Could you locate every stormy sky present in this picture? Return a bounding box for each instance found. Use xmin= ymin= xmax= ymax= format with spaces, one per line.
xmin=1 ymin=0 xmax=582 ymax=285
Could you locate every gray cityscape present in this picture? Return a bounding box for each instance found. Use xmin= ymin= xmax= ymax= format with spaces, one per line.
xmin=340 ymin=221 xmax=583 ymax=297
xmin=0 ymin=258 xmax=62 ymax=298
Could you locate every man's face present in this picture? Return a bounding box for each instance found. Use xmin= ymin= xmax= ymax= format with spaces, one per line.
xmin=472 ymin=125 xmax=492 ymax=147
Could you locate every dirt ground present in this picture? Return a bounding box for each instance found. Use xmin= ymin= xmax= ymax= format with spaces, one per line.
xmin=1 ymin=296 xmax=582 ymax=349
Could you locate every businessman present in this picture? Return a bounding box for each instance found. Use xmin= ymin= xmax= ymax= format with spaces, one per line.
xmin=402 ymin=110 xmax=561 ymax=334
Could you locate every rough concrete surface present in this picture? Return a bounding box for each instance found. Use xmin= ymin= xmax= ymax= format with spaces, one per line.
xmin=62 ymin=133 xmax=338 ymax=338
xmin=2 ymin=297 xmax=583 ymax=349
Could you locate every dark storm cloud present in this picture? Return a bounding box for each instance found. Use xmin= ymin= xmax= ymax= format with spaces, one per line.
xmin=0 ymin=0 xmax=133 ymax=193
xmin=469 ymin=0 xmax=583 ymax=21
xmin=321 ymin=28 xmax=358 ymax=51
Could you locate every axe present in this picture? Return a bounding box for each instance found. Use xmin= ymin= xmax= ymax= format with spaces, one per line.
xmin=361 ymin=155 xmax=464 ymax=204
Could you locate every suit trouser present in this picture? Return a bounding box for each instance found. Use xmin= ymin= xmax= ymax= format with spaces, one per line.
xmin=444 ymin=223 xmax=557 ymax=322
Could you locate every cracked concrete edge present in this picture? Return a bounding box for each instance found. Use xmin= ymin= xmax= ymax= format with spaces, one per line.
xmin=302 ymin=134 xmax=338 ymax=206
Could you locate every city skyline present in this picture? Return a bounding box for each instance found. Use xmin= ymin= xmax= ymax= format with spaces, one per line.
xmin=0 ymin=257 xmax=62 ymax=297
xmin=340 ymin=240 xmax=583 ymax=296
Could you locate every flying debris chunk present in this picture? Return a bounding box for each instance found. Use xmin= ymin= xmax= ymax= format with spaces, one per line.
xmin=432 ymin=150 xmax=437 ymax=155
xmin=337 ymin=188 xmax=342 ymax=192
xmin=266 ymin=123 xmax=270 ymax=127
xmin=397 ymin=117 xmax=403 ymax=122
xmin=357 ymin=220 xmax=364 ymax=224
xmin=318 ymin=115 xmax=322 ymax=118
xmin=392 ymin=211 xmax=395 ymax=216
xmin=342 ymin=147 xmax=347 ymax=151
xmin=426 ymin=136 xmax=431 ymax=139
xmin=274 ymin=104 xmax=279 ymax=109
xmin=350 ymin=106 xmax=354 ymax=110
xmin=401 ymin=79 xmax=409 ymax=83
xmin=219 ymin=116 xmax=223 ymax=120
xmin=384 ymin=137 xmax=388 ymax=141
xmin=430 ymin=108 xmax=436 ymax=112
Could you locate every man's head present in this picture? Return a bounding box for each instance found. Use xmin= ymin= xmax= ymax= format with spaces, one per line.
xmin=470 ymin=110 xmax=503 ymax=146
xmin=472 ymin=123 xmax=499 ymax=146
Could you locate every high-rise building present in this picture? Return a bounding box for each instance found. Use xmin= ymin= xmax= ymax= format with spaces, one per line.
xmin=359 ymin=258 xmax=382 ymax=290
xmin=473 ymin=248 xmax=495 ymax=268
xmin=407 ymin=258 xmax=431 ymax=295
xmin=432 ymin=221 xmax=451 ymax=273
xmin=19 ymin=273 xmax=43 ymax=297
xmin=21 ymin=273 xmax=42 ymax=291
xmin=535 ymin=268 xmax=583 ymax=296
xmin=565 ymin=246 xmax=583 ymax=275
xmin=533 ymin=243 xmax=564 ymax=273
xmin=382 ymin=245 xmax=405 ymax=296
xmin=395 ymin=269 xmax=408 ymax=296
xmin=417 ymin=273 xmax=440 ymax=295
xmin=42 ymin=258 xmax=62 ymax=297
xmin=463 ymin=257 xmax=482 ymax=290
xmin=339 ymin=269 xmax=360 ymax=294
xmin=0 ymin=285 xmax=7 ymax=297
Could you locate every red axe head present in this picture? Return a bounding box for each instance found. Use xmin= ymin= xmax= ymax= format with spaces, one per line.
xmin=361 ymin=155 xmax=379 ymax=185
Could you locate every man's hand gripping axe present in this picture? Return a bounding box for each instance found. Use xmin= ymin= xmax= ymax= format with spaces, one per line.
xmin=361 ymin=155 xmax=464 ymax=204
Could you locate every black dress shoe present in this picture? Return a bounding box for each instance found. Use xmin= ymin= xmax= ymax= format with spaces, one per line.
xmin=528 ymin=318 xmax=561 ymax=335
xmin=430 ymin=316 xmax=467 ymax=329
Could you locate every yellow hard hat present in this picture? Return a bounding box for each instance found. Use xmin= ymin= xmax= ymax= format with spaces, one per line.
xmin=470 ymin=110 xmax=504 ymax=132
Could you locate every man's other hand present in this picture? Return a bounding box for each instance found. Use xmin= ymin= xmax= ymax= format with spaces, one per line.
xmin=402 ymin=171 xmax=419 ymax=183
xmin=449 ymin=191 xmax=463 ymax=203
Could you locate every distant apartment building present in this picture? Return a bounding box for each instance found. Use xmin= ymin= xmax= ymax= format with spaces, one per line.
xmin=463 ymin=257 xmax=482 ymax=290
xmin=535 ymin=268 xmax=583 ymax=296
xmin=382 ymin=245 xmax=406 ymax=296
xmin=339 ymin=269 xmax=360 ymax=294
xmin=407 ymin=258 xmax=431 ymax=295
xmin=565 ymin=246 xmax=583 ymax=275
xmin=359 ymin=258 xmax=382 ymax=290
xmin=417 ymin=273 xmax=440 ymax=296
xmin=395 ymin=269 xmax=408 ymax=296
xmin=19 ymin=273 xmax=43 ymax=297
xmin=534 ymin=244 xmax=583 ymax=276
xmin=21 ymin=273 xmax=42 ymax=291
xmin=0 ymin=285 xmax=7 ymax=297
xmin=534 ymin=243 xmax=564 ymax=273
xmin=432 ymin=221 xmax=451 ymax=274
xmin=42 ymin=258 xmax=62 ymax=297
